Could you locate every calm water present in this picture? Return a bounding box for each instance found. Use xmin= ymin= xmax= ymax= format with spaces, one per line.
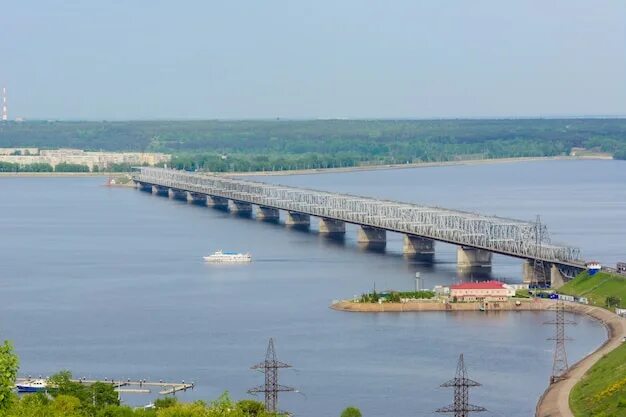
xmin=0 ymin=159 xmax=622 ymax=417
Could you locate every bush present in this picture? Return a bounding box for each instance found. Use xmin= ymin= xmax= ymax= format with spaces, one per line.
xmin=341 ymin=406 xmax=362 ymax=417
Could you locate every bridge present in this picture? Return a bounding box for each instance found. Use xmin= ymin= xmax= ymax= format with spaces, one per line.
xmin=132 ymin=167 xmax=586 ymax=287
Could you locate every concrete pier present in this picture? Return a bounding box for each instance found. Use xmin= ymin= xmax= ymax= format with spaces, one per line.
xmin=522 ymin=260 xmax=553 ymax=286
xmin=357 ymin=226 xmax=386 ymax=247
xmin=136 ymin=182 xmax=152 ymax=192
xmin=168 ymin=188 xmax=187 ymax=200
xmin=319 ymin=218 xmax=346 ymax=236
xmin=206 ymin=195 xmax=228 ymax=209
xmin=186 ymin=191 xmax=206 ymax=204
xmin=457 ymin=246 xmax=492 ymax=268
xmin=256 ymin=206 xmax=280 ymax=221
xmin=229 ymin=200 xmax=253 ymax=214
xmin=550 ymin=264 xmax=567 ymax=289
xmin=152 ymin=185 xmax=168 ymax=196
xmin=403 ymin=235 xmax=434 ymax=255
xmin=285 ymin=211 xmax=310 ymax=228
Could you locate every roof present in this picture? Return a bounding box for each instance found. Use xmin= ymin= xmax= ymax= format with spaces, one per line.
xmin=451 ymin=280 xmax=506 ymax=290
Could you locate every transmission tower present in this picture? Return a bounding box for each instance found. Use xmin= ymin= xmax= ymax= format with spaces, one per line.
xmin=436 ymin=354 xmax=486 ymax=417
xmin=248 ymin=338 xmax=295 ymax=413
xmin=532 ymin=215 xmax=547 ymax=287
xmin=1 ymin=87 xmax=7 ymax=121
xmin=545 ymin=299 xmax=575 ymax=383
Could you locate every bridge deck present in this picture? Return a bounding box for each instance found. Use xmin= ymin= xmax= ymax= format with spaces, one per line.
xmin=134 ymin=167 xmax=583 ymax=267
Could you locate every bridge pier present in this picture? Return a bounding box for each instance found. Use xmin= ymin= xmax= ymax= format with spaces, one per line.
xmin=168 ymin=188 xmax=187 ymax=200
xmin=152 ymin=185 xmax=168 ymax=196
xmin=256 ymin=206 xmax=280 ymax=221
xmin=319 ymin=218 xmax=346 ymax=236
xmin=457 ymin=246 xmax=492 ymax=269
xmin=522 ymin=260 xmax=552 ymax=287
xmin=229 ymin=200 xmax=253 ymax=215
xmin=206 ymin=195 xmax=228 ymax=209
xmin=358 ymin=226 xmax=386 ymax=249
xmin=286 ymin=212 xmax=310 ymax=228
xmin=403 ymin=235 xmax=434 ymax=256
xmin=186 ymin=192 xmax=206 ymax=204
xmin=550 ymin=264 xmax=567 ymax=289
xmin=136 ymin=182 xmax=152 ymax=192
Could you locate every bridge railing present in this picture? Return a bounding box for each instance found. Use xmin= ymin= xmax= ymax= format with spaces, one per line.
xmin=134 ymin=167 xmax=582 ymax=264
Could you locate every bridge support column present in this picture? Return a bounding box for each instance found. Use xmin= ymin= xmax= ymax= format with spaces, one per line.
xmin=523 ymin=260 xmax=534 ymax=284
xmin=358 ymin=226 xmax=386 ymax=246
xmin=206 ymin=195 xmax=228 ymax=209
xmin=286 ymin=212 xmax=310 ymax=228
xmin=403 ymin=235 xmax=434 ymax=256
xmin=152 ymin=185 xmax=168 ymax=196
xmin=319 ymin=218 xmax=345 ymax=236
xmin=168 ymin=188 xmax=187 ymax=200
xmin=256 ymin=206 xmax=280 ymax=221
xmin=457 ymin=247 xmax=492 ymax=269
xmin=550 ymin=264 xmax=567 ymax=289
xmin=229 ymin=200 xmax=253 ymax=214
xmin=186 ymin=192 xmax=206 ymax=204
xmin=136 ymin=182 xmax=151 ymax=192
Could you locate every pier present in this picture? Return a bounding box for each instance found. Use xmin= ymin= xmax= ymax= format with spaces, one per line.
xmin=16 ymin=377 xmax=194 ymax=395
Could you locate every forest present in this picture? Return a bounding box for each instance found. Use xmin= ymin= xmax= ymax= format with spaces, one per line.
xmin=0 ymin=119 xmax=624 ymax=172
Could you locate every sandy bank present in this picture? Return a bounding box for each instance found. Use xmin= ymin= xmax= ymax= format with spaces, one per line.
xmin=227 ymin=155 xmax=612 ymax=177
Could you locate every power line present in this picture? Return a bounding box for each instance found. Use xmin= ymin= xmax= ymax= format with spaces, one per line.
xmin=248 ymin=338 xmax=295 ymax=414
xmin=545 ymin=299 xmax=575 ymax=383
xmin=436 ymin=354 xmax=486 ymax=417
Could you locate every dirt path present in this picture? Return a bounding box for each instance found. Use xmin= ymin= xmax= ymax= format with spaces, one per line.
xmin=535 ymin=304 xmax=626 ymax=417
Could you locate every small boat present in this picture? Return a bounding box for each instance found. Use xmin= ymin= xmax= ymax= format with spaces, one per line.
xmin=586 ymin=261 xmax=602 ymax=276
xmin=16 ymin=379 xmax=47 ymax=393
xmin=203 ymin=250 xmax=251 ymax=263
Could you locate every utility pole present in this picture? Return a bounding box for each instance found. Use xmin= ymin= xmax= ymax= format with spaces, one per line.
xmin=248 ymin=338 xmax=295 ymax=413
xmin=436 ymin=354 xmax=486 ymax=417
xmin=545 ymin=299 xmax=575 ymax=383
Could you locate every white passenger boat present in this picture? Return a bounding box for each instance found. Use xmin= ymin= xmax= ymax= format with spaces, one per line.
xmin=203 ymin=250 xmax=252 ymax=263
xmin=16 ymin=379 xmax=47 ymax=393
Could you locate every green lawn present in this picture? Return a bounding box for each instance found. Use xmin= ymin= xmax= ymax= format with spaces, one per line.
xmin=559 ymin=272 xmax=626 ymax=308
xmin=570 ymin=342 xmax=626 ymax=417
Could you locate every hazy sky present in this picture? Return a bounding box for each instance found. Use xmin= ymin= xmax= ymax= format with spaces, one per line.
xmin=2 ymin=0 xmax=625 ymax=120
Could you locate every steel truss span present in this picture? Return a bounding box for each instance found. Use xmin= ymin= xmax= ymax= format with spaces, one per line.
xmin=134 ymin=167 xmax=583 ymax=266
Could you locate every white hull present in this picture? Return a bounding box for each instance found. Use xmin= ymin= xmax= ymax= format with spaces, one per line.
xmin=203 ymin=250 xmax=251 ymax=263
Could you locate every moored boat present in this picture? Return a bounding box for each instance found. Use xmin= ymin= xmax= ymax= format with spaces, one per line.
xmin=16 ymin=379 xmax=47 ymax=393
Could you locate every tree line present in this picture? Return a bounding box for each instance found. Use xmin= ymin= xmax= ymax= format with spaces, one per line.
xmin=1 ymin=119 xmax=625 ymax=172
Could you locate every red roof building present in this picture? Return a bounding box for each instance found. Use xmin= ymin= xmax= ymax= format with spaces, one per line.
xmin=450 ymin=280 xmax=513 ymax=301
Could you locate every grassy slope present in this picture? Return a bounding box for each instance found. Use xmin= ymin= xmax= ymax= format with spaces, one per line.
xmin=559 ymin=272 xmax=626 ymax=417
xmin=570 ymin=343 xmax=626 ymax=417
xmin=559 ymin=271 xmax=626 ymax=308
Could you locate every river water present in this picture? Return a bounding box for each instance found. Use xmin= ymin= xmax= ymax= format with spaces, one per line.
xmin=0 ymin=160 xmax=623 ymax=417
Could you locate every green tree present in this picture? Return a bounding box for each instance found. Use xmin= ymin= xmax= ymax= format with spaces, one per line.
xmin=340 ymin=406 xmax=362 ymax=417
xmin=0 ymin=340 xmax=19 ymax=411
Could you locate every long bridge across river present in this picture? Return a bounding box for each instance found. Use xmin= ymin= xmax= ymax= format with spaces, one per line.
xmin=133 ymin=167 xmax=586 ymax=286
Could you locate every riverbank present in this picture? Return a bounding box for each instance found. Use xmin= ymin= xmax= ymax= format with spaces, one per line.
xmin=330 ymin=298 xmax=551 ymax=312
xmin=228 ymin=155 xmax=612 ymax=177
xmin=535 ymin=304 xmax=625 ymax=417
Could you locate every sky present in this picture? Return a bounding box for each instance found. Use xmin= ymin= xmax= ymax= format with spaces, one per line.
xmin=1 ymin=0 xmax=625 ymax=120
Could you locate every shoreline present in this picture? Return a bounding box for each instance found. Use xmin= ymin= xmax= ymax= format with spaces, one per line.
xmin=330 ymin=298 xmax=551 ymax=312
xmin=331 ymin=299 xmax=625 ymax=417
xmin=0 ymin=155 xmax=614 ymax=178
xmin=228 ymin=155 xmax=613 ymax=177
xmin=535 ymin=304 xmax=625 ymax=417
